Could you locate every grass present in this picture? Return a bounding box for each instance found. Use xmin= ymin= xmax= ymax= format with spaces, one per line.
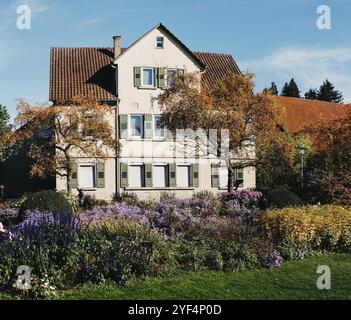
xmin=54 ymin=253 xmax=351 ymax=300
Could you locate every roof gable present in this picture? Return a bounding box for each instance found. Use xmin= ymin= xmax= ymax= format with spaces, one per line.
xmin=114 ymin=23 xmax=206 ymax=71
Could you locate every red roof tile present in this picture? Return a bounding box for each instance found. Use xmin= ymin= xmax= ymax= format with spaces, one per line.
xmin=274 ymin=96 xmax=351 ymax=134
xmin=49 ymin=48 xmax=241 ymax=103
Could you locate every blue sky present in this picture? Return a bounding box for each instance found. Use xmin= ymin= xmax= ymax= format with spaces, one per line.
xmin=1 ymin=0 xmax=350 ymax=121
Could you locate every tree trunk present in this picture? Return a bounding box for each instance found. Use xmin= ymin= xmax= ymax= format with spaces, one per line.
xmin=228 ymin=165 xmax=234 ymax=192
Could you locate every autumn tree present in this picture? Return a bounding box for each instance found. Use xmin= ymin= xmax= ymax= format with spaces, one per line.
xmin=157 ymin=72 xmax=286 ymax=192
xmin=304 ymin=108 xmax=351 ymax=204
xmin=14 ymin=95 xmax=119 ymax=193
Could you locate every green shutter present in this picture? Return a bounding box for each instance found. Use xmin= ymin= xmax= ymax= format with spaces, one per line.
xmin=144 ymin=164 xmax=153 ymax=188
xmin=169 ymin=163 xmax=177 ymax=188
xmin=96 ymin=163 xmax=105 ymax=188
xmin=177 ymin=69 xmax=184 ymax=78
xmin=119 ymin=114 xmax=128 ymax=139
xmin=144 ymin=114 xmax=153 ymax=139
xmin=157 ymin=67 xmax=166 ymax=88
xmin=211 ymin=164 xmax=220 ymax=188
xmin=192 ymin=163 xmax=199 ymax=188
xmin=71 ymin=162 xmax=78 ymax=189
xmin=97 ymin=114 xmax=104 ymax=123
xmin=134 ymin=67 xmax=141 ymax=87
xmin=120 ymin=163 xmax=128 ymax=188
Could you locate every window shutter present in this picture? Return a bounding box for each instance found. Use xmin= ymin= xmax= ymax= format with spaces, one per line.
xmin=144 ymin=114 xmax=153 ymax=139
xmin=119 ymin=114 xmax=128 ymax=139
xmin=169 ymin=163 xmax=177 ymax=188
xmin=192 ymin=164 xmax=199 ymax=188
xmin=144 ymin=164 xmax=153 ymax=188
xmin=157 ymin=67 xmax=166 ymax=88
xmin=120 ymin=163 xmax=129 ymax=188
xmin=211 ymin=164 xmax=220 ymax=188
xmin=97 ymin=114 xmax=104 ymax=123
xmin=70 ymin=162 xmax=78 ymax=189
xmin=96 ymin=163 xmax=105 ymax=188
xmin=177 ymin=69 xmax=184 ymax=78
xmin=134 ymin=67 xmax=141 ymax=87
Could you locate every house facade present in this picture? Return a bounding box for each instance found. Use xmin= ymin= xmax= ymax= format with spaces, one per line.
xmin=50 ymin=23 xmax=256 ymax=200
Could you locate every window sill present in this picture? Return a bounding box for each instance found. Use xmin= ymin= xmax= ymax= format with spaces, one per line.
xmin=80 ymin=188 xmax=98 ymax=192
xmin=137 ymin=86 xmax=157 ymax=90
xmin=124 ymin=187 xmax=195 ymax=191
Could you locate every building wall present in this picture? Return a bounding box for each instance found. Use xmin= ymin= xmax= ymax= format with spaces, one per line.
xmin=55 ymin=27 xmax=256 ymax=200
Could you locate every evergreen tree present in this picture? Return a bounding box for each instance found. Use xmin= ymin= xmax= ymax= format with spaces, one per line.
xmin=305 ymin=88 xmax=318 ymax=100
xmin=0 ymin=105 xmax=11 ymax=135
xmin=317 ymin=79 xmax=344 ymax=103
xmin=287 ymin=78 xmax=300 ymax=98
xmin=281 ymin=82 xmax=290 ymax=96
xmin=269 ymin=82 xmax=279 ymax=95
xmin=281 ymin=79 xmax=301 ymax=98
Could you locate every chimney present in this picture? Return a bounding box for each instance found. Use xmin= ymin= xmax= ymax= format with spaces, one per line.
xmin=113 ymin=35 xmax=122 ymax=58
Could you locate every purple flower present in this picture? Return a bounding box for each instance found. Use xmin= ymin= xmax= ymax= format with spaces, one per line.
xmin=266 ymin=250 xmax=284 ymax=268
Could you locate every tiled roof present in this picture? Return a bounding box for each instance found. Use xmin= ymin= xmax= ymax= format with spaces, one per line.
xmin=49 ymin=48 xmax=241 ymax=103
xmin=274 ymin=96 xmax=351 ymax=134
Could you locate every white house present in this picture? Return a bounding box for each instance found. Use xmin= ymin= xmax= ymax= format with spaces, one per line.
xmin=49 ymin=23 xmax=256 ymax=200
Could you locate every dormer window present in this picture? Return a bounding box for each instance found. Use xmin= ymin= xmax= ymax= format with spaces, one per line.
xmin=156 ymin=37 xmax=164 ymax=49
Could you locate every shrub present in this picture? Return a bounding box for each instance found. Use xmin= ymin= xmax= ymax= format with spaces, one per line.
xmin=170 ymin=238 xmax=262 ymax=272
xmin=255 ymin=205 xmax=351 ymax=252
xmin=0 ymin=210 xmax=168 ymax=292
xmin=79 ymin=218 xmax=168 ymax=283
xmin=19 ymin=190 xmax=73 ymax=218
xmin=263 ymin=188 xmax=303 ymax=208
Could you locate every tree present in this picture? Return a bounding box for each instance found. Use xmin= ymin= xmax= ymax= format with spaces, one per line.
xmin=281 ymin=82 xmax=289 ymax=97
xmin=304 ymin=108 xmax=351 ymax=204
xmin=14 ymin=95 xmax=119 ymax=193
xmin=269 ymin=82 xmax=279 ymax=95
xmin=0 ymin=105 xmax=13 ymax=162
xmin=157 ymin=72 xmax=286 ymax=192
xmin=317 ymin=79 xmax=343 ymax=103
xmin=304 ymin=88 xmax=318 ymax=100
xmin=281 ymin=78 xmax=301 ymax=98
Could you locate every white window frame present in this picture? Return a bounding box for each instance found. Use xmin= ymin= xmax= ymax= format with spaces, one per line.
xmin=156 ymin=37 xmax=164 ymax=49
xmin=153 ymin=115 xmax=165 ymax=140
xmin=78 ymin=164 xmax=96 ymax=189
xmin=153 ymin=164 xmax=168 ymax=188
xmin=176 ymin=164 xmax=191 ymax=188
xmin=141 ymin=67 xmax=155 ymax=88
xmin=129 ymin=114 xmax=143 ymax=138
xmin=129 ymin=164 xmax=144 ymax=188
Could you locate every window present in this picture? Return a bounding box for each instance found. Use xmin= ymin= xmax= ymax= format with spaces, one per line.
xmin=156 ymin=37 xmax=164 ymax=49
xmin=129 ymin=165 xmax=144 ymax=188
xmin=154 ymin=165 xmax=168 ymax=188
xmin=219 ymin=166 xmax=228 ymax=189
xmin=166 ymin=69 xmax=178 ymax=87
xmin=177 ymin=165 xmax=190 ymax=188
xmin=236 ymin=168 xmax=244 ymax=188
xmin=154 ymin=115 xmax=165 ymax=139
xmin=130 ymin=115 xmax=143 ymax=137
xmin=142 ymin=67 xmax=155 ymax=87
xmin=79 ymin=165 xmax=95 ymax=188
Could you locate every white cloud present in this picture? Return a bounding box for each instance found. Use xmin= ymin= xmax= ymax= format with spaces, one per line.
xmin=240 ymin=46 xmax=351 ymax=103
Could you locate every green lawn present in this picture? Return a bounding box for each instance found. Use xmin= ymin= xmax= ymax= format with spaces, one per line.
xmin=55 ymin=253 xmax=351 ymax=300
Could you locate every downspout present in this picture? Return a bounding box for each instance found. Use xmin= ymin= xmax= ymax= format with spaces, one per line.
xmin=115 ymin=65 xmax=121 ymax=199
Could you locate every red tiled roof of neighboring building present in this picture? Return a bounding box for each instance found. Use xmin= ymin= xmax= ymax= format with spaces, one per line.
xmin=49 ymin=48 xmax=241 ymax=103
xmin=274 ymin=96 xmax=351 ymax=134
